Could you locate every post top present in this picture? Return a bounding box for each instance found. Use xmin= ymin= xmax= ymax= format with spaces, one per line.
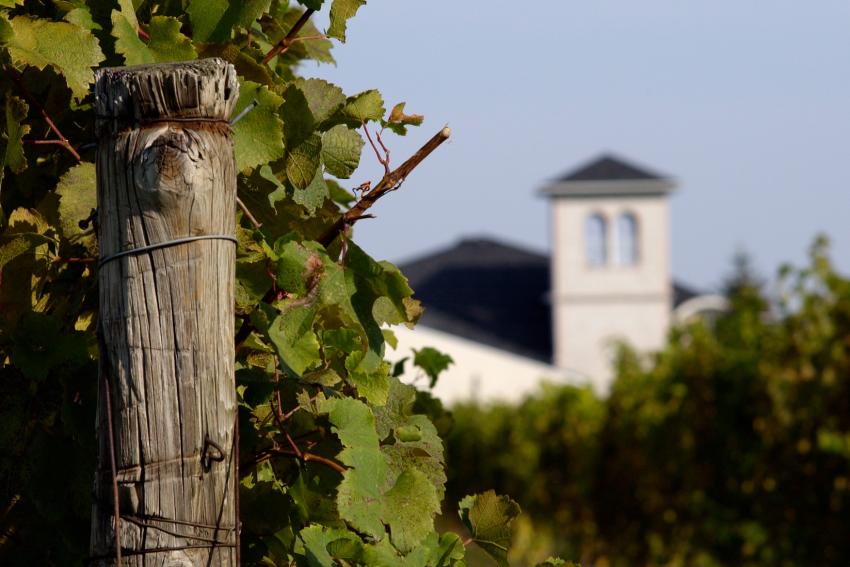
xmin=94 ymin=58 xmax=239 ymax=136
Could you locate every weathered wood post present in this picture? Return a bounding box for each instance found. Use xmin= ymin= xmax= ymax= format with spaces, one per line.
xmin=90 ymin=59 xmax=240 ymax=566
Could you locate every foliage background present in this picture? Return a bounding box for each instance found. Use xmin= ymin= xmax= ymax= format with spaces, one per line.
xmin=446 ymin=241 xmax=850 ymax=567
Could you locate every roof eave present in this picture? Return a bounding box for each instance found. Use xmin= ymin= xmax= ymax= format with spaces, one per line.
xmin=539 ymin=178 xmax=677 ymax=198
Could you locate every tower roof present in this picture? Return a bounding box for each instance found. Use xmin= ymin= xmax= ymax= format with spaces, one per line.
xmin=541 ymin=153 xmax=675 ymax=198
xmin=558 ymin=154 xmax=664 ymax=182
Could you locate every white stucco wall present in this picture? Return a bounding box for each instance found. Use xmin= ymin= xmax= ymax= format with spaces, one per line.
xmin=550 ymin=194 xmax=672 ymax=389
xmin=389 ymin=325 xmax=583 ymax=405
xmin=554 ymin=301 xmax=669 ymax=389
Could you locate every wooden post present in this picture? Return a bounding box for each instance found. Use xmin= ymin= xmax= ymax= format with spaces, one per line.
xmin=90 ymin=59 xmax=240 ymax=566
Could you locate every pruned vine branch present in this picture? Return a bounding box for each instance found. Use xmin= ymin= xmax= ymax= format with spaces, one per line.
xmin=234 ymin=127 xmax=451 ymax=353
xmin=318 ymin=126 xmax=451 ymax=247
xmin=261 ymin=9 xmax=316 ymax=65
xmin=4 ymin=66 xmax=81 ymax=161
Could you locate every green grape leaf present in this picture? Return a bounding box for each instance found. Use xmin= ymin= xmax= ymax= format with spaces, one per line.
xmin=268 ymin=305 xmax=321 ymax=375
xmin=384 ymin=102 xmax=424 ymax=136
xmin=55 ymin=162 xmax=97 ymax=253
xmin=341 ymin=89 xmax=384 ymax=123
xmin=113 ymin=14 xmax=197 ymax=65
xmin=8 ymin=312 xmax=89 ymax=382
xmin=384 ymin=469 xmax=440 ymax=553
xmin=458 ymin=491 xmax=521 ymax=567
xmin=345 ymin=350 xmax=390 ymax=405
xmin=322 ymin=397 xmax=388 ymax=536
xmin=535 ymin=559 xmax=577 ymax=567
xmin=0 ymin=0 xmax=24 ymax=8
xmin=296 ymin=525 xmax=362 ymax=566
xmin=413 ymin=347 xmax=454 ymax=388
xmin=281 ymin=83 xmax=316 ymax=149
xmin=286 ymin=133 xmax=322 ymax=191
xmin=394 ymin=425 xmax=421 ymax=443
xmin=374 ymin=375 xmax=416 ymax=439
xmin=235 ymin=261 xmax=271 ymax=314
xmin=320 ymin=397 xmax=440 ymax=552
xmin=321 ymin=328 xmax=362 ymax=359
xmin=435 ymin=532 xmax=467 ymax=565
xmin=321 ymin=125 xmax=363 ymax=179
xmin=1 ymin=95 xmax=30 ymax=190
xmin=295 ymin=78 xmax=346 ymax=127
xmin=187 ymin=0 xmax=271 ymax=43
xmin=297 ymin=0 xmax=325 ymax=10
xmin=328 ymin=0 xmax=366 ymax=42
xmin=361 ymin=533 xmax=460 ymax=567
xmin=258 ymin=9 xmax=334 ymax=65
xmin=335 ymin=446 xmax=389 ymax=537
xmin=294 ymin=167 xmax=329 ymax=214
xmin=274 ymin=240 xmax=317 ymax=295
xmin=382 ymin=415 xmax=446 ymax=500
xmin=232 ymin=81 xmax=285 ymax=172
xmin=146 ymin=17 xmax=197 ymax=62
xmin=321 ymin=396 xmax=379 ymax=448
xmin=0 ymin=14 xmax=105 ymax=101
xmin=322 ymin=398 xmax=388 ymax=536
xmin=198 ymin=43 xmax=276 ymax=86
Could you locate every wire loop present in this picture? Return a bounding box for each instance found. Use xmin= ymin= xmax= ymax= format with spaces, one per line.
xmin=99 ymin=235 xmax=237 ymax=267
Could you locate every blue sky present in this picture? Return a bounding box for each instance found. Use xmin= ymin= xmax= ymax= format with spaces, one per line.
xmin=309 ymin=1 xmax=850 ymax=289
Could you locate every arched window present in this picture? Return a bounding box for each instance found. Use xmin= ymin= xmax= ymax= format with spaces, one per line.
xmin=585 ymin=213 xmax=608 ymax=266
xmin=616 ymin=212 xmax=639 ymax=265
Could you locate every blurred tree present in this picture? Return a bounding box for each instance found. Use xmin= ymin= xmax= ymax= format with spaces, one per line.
xmin=447 ymin=238 xmax=850 ymax=566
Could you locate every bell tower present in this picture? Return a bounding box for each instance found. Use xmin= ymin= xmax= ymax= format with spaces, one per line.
xmin=542 ymin=154 xmax=676 ymax=391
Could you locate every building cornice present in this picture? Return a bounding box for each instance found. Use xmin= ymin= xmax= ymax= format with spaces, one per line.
xmin=540 ymin=178 xmax=677 ymax=198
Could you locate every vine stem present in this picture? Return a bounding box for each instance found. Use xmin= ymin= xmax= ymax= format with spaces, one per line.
xmin=318 ymin=126 xmax=451 ymax=247
xmin=261 ymin=9 xmax=315 ymax=65
xmin=4 ymin=65 xmax=81 ymax=161
xmin=363 ymin=124 xmax=390 ymax=175
xmin=234 ymin=127 xmax=451 ymax=351
xmin=251 ymin=447 xmax=347 ymax=475
xmin=236 ymin=196 xmax=262 ymax=229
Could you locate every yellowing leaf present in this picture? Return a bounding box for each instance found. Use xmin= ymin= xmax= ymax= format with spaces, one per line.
xmin=63 ymin=8 xmax=101 ymax=32
xmin=55 ymin=162 xmax=97 ymax=253
xmin=385 ymin=102 xmax=424 ymax=135
xmin=0 ymin=15 xmax=104 ymax=101
xmin=389 ymin=102 xmax=422 ymax=124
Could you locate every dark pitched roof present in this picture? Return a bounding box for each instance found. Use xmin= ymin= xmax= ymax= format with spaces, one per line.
xmin=400 ymin=237 xmax=700 ymax=364
xmin=558 ymin=154 xmax=665 ymax=182
xmin=399 ymin=238 xmax=553 ymax=362
xmin=672 ymin=281 xmax=700 ymax=307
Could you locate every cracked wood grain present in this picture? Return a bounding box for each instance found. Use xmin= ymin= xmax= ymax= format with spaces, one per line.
xmin=91 ymin=59 xmax=240 ymax=567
